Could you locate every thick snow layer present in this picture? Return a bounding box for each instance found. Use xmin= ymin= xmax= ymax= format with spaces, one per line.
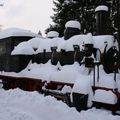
xmin=93 ymin=35 xmax=115 ymax=53
xmin=49 ymin=62 xmax=84 ymax=83
xmin=47 ymin=31 xmax=59 ymax=38
xmin=0 ymin=71 xmax=18 ymax=77
xmin=36 ymin=37 xmax=64 ymax=53
xmin=1 ymin=60 xmax=120 ymax=109
xmin=28 ymin=37 xmax=43 ymax=49
xmin=0 ymin=28 xmax=40 ymax=39
xmin=72 ymin=75 xmax=92 ymax=94
xmin=11 ymin=42 xmax=35 ymax=55
xmin=84 ymin=33 xmax=94 ymax=44
xmin=95 ymin=5 xmax=108 ymax=12
xmin=61 ymin=85 xmax=72 ymax=93
xmin=1 ymin=60 xmax=120 ymax=92
xmin=50 ymin=70 xmax=79 ymax=83
xmin=32 ymin=38 xmax=51 ymax=53
xmin=0 ymin=88 xmax=119 ymax=120
xmin=65 ymin=20 xmax=81 ymax=30
xmin=60 ymin=62 xmax=81 ymax=72
xmin=19 ymin=60 xmax=59 ymax=80
xmin=12 ymin=36 xmax=62 ymax=54
xmin=93 ymin=90 xmax=118 ymax=104
xmin=90 ymin=65 xmax=119 ymax=89
xmin=72 ymin=75 xmax=93 ymax=107
xmin=59 ymin=33 xmax=93 ymax=51
xmin=11 ymin=33 xmax=118 ymax=54
xmin=38 ymin=39 xmax=48 ymax=52
xmin=116 ymin=74 xmax=120 ymax=92
xmin=50 ymin=37 xmax=64 ymax=48
xmin=98 ymin=74 xmax=116 ymax=89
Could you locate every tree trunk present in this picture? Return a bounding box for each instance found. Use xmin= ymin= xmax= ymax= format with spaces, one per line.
xmin=117 ymin=1 xmax=120 ymax=67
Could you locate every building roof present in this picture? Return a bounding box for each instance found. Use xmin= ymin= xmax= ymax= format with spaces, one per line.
xmin=0 ymin=28 xmax=41 ymax=39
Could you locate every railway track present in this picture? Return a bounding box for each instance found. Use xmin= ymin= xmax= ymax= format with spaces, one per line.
xmin=0 ymin=74 xmax=120 ymax=115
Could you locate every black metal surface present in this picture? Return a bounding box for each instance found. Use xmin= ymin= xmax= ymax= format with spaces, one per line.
xmin=64 ymin=27 xmax=80 ymax=40
xmin=42 ymin=89 xmax=71 ymax=106
xmin=85 ymin=57 xmax=94 ymax=68
xmin=84 ymin=44 xmax=94 ymax=57
xmin=72 ymin=93 xmax=88 ymax=111
xmin=95 ymin=10 xmax=109 ymax=35
xmin=34 ymin=52 xmax=51 ymax=64
xmin=0 ymin=36 xmax=33 ymax=72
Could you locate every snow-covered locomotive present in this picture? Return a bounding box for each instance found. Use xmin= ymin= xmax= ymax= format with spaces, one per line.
xmin=0 ymin=5 xmax=120 ymax=114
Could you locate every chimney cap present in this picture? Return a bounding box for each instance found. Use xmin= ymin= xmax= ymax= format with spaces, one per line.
xmin=65 ymin=20 xmax=81 ymax=30
xmin=95 ymin=5 xmax=108 ymax=12
xmin=47 ymin=31 xmax=59 ymax=38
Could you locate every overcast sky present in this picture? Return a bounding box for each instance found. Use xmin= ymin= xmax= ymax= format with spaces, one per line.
xmin=0 ymin=0 xmax=54 ymax=36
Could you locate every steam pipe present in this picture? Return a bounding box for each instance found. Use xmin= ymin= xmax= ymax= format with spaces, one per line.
xmin=95 ymin=5 xmax=109 ymax=35
xmin=73 ymin=45 xmax=80 ymax=62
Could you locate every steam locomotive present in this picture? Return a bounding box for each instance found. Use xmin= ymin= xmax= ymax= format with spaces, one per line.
xmin=0 ymin=5 xmax=120 ymax=114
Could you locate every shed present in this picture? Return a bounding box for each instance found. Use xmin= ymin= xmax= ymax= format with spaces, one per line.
xmin=0 ymin=28 xmax=40 ymax=72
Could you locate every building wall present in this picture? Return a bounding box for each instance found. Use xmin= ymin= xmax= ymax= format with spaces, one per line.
xmin=0 ymin=36 xmax=33 ymax=72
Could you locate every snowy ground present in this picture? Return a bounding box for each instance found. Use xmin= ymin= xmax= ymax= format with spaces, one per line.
xmin=0 ymin=88 xmax=120 ymax=120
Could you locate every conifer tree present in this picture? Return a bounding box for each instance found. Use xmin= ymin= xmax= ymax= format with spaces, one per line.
xmin=46 ymin=0 xmax=120 ymax=39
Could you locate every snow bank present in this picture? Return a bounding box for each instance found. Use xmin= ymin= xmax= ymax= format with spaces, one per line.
xmin=0 ymin=28 xmax=40 ymax=39
xmin=0 ymin=88 xmax=119 ymax=120
xmin=95 ymin=5 xmax=108 ymax=12
xmin=65 ymin=20 xmax=81 ymax=30
xmin=93 ymin=90 xmax=118 ymax=104
xmin=80 ymin=108 xmax=120 ymax=120
xmin=0 ymin=88 xmax=78 ymax=120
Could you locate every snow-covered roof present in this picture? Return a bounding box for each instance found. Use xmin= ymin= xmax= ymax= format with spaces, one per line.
xmin=65 ymin=20 xmax=81 ymax=30
xmin=95 ymin=5 xmax=108 ymax=12
xmin=47 ymin=31 xmax=59 ymax=38
xmin=0 ymin=28 xmax=41 ymax=39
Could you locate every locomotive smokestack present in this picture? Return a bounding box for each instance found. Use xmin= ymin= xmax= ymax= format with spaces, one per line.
xmin=95 ymin=5 xmax=109 ymax=35
xmin=64 ymin=20 xmax=81 ymax=40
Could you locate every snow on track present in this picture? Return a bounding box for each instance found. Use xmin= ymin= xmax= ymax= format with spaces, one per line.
xmin=0 ymin=88 xmax=119 ymax=120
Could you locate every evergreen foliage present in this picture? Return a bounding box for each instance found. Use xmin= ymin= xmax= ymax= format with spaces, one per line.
xmin=45 ymin=0 xmax=120 ymax=39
